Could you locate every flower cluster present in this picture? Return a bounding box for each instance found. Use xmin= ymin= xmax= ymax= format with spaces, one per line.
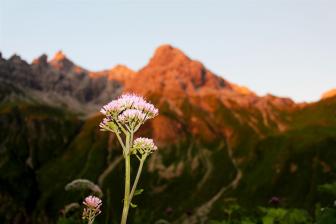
xmin=98 ymin=93 xmax=159 ymax=224
xmin=133 ymin=137 xmax=158 ymax=155
xmin=99 ymin=117 xmax=119 ymax=133
xmin=118 ymin=109 xmax=146 ymax=123
xmin=83 ymin=195 xmax=102 ymax=209
xmin=82 ymin=196 xmax=102 ymax=224
xmin=100 ymin=94 xmax=158 ymax=132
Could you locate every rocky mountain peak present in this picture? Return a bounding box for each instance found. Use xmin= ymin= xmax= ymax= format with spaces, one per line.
xmin=89 ymin=64 xmax=135 ymax=83
xmin=9 ymin=54 xmax=23 ymax=63
xmin=32 ymin=54 xmax=48 ymax=66
xmin=52 ymin=50 xmax=67 ymax=62
xmin=49 ymin=50 xmax=75 ymax=71
xmin=8 ymin=54 xmax=30 ymax=67
xmin=128 ymin=45 xmax=233 ymax=97
xmin=147 ymin=44 xmax=191 ymax=68
xmin=109 ymin=64 xmax=135 ymax=77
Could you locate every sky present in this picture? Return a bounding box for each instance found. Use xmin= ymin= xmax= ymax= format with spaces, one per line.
xmin=1 ymin=0 xmax=335 ymax=102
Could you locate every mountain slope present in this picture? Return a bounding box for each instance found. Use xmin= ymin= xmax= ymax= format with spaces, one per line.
xmin=1 ymin=52 xmax=124 ymax=113
xmin=0 ymin=45 xmax=335 ymax=223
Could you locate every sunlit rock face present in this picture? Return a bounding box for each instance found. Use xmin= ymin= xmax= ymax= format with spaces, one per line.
xmin=121 ymin=45 xmax=296 ymax=144
xmin=0 ymin=44 xmax=295 ymax=128
xmin=321 ymin=88 xmax=336 ymax=100
xmin=125 ymin=44 xmax=232 ymax=98
xmin=0 ymin=45 xmax=297 ymax=143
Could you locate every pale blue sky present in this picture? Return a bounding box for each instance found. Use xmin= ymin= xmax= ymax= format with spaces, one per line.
xmin=1 ymin=0 xmax=335 ymax=102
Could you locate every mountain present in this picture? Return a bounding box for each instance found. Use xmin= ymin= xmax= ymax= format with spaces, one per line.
xmin=1 ymin=51 xmax=126 ymax=113
xmin=0 ymin=45 xmax=335 ymax=224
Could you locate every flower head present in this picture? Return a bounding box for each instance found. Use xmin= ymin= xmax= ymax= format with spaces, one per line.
xmin=82 ymin=195 xmax=102 ymax=223
xmin=101 ymin=93 xmax=158 ymax=119
xmin=133 ymin=137 xmax=158 ymax=155
xmin=83 ymin=195 xmax=102 ymax=210
xmin=99 ymin=117 xmax=119 ymax=132
xmin=118 ymin=109 xmax=147 ymax=124
xmin=100 ymin=100 xmax=121 ymax=116
xmin=134 ymin=101 xmax=159 ymax=119
xmin=100 ymin=93 xmax=159 ymax=131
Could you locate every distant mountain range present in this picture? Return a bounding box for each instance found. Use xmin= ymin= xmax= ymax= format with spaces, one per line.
xmin=0 ymin=45 xmax=335 ymax=224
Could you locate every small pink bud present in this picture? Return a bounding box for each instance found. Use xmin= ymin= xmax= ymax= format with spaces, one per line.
xmin=83 ymin=195 xmax=102 ymax=209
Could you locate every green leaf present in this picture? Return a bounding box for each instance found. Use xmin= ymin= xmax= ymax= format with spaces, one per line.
xmin=134 ymin=189 xmax=144 ymax=196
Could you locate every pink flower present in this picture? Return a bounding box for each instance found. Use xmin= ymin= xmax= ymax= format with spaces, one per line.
xmin=118 ymin=109 xmax=147 ymax=123
xmin=99 ymin=118 xmax=109 ymax=129
xmin=100 ymin=93 xmax=158 ymax=121
xmin=134 ymin=101 xmax=159 ymax=119
xmin=100 ymin=100 xmax=121 ymax=115
xmin=133 ymin=137 xmax=158 ymax=154
xmin=83 ymin=195 xmax=102 ymax=210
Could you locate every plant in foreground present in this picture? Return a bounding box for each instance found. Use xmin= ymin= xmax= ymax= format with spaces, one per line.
xmin=82 ymin=195 xmax=102 ymax=224
xmin=99 ymin=93 xmax=159 ymax=224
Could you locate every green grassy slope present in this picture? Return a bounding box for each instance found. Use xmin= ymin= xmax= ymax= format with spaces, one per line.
xmin=0 ymin=97 xmax=335 ymax=223
xmin=0 ymin=102 xmax=81 ymax=223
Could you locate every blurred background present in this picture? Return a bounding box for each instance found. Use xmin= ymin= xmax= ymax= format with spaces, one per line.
xmin=0 ymin=0 xmax=335 ymax=223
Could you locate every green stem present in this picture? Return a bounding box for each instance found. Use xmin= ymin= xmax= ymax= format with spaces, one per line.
xmin=129 ymin=155 xmax=147 ymax=202
xmin=115 ymin=132 xmax=126 ymax=151
xmin=134 ymin=123 xmax=142 ymax=133
xmin=88 ymin=209 xmax=94 ymax=224
xmin=130 ymin=131 xmax=134 ymax=152
xmin=121 ymin=133 xmax=131 ymax=224
xmin=115 ymin=121 xmax=128 ymax=135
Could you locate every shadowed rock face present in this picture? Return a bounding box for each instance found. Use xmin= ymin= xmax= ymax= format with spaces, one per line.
xmin=1 ymin=51 xmax=125 ymax=112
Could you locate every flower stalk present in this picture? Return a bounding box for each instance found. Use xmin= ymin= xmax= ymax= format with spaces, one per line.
xmin=121 ymin=151 xmax=131 ymax=224
xmin=82 ymin=195 xmax=102 ymax=224
xmin=130 ymin=154 xmax=147 ymax=202
xmin=99 ymin=93 xmax=159 ymax=224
